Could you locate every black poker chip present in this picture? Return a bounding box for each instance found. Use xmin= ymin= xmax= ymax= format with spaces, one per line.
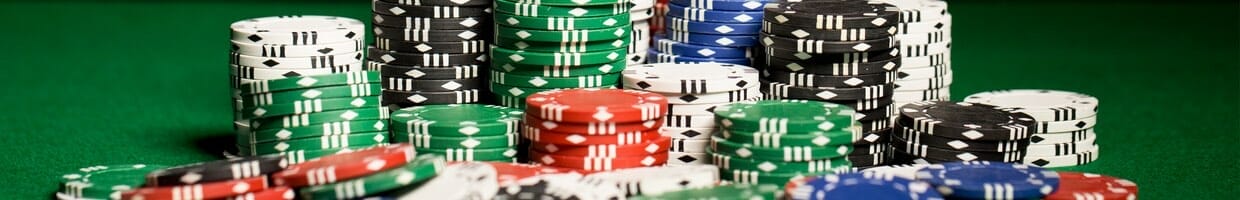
xmin=890 ymin=135 xmax=1026 ymax=162
xmin=382 ymin=77 xmax=484 ymax=92
xmin=858 ymin=118 xmax=891 ymax=134
xmin=854 ymin=104 xmax=891 ymax=121
xmin=373 ymin=61 xmax=482 ymax=80
xmin=853 ymin=128 xmax=890 ymax=145
xmin=897 ymin=101 xmax=1037 ymax=141
xmin=826 ymin=96 xmax=893 ymax=111
xmin=847 ymin=150 xmax=890 ymax=167
xmin=761 ymin=81 xmax=892 ymax=101
xmin=372 ymin=14 xmax=491 ymax=30
xmin=372 ymin=26 xmax=491 ymax=43
xmin=373 ymin=38 xmax=488 ymax=54
xmin=144 ymin=155 xmax=284 ymax=186
xmin=763 ymin=47 xmax=899 ymax=63
xmin=763 ymin=1 xmax=900 ymax=30
xmin=762 ymin=70 xmax=896 ymax=88
xmin=367 ymin=46 xmax=488 ymax=66
xmin=761 ymin=33 xmax=898 ymax=54
xmin=762 ymin=21 xmax=896 ymax=41
xmin=374 ymin=0 xmax=491 ymax=7
xmin=381 ymin=89 xmax=482 ymax=106
xmin=890 ymin=150 xmax=949 ymax=165
xmin=893 ymin=126 xmax=1030 ymax=153
xmin=850 ymin=143 xmax=890 ymax=156
xmin=371 ymin=1 xmax=491 ymax=18
xmin=762 ymin=53 xmax=901 ymax=76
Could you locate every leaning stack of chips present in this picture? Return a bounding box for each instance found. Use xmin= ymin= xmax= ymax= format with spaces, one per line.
xmin=620 ymin=63 xmax=762 ymax=165
xmin=523 ymin=89 xmax=671 ymax=171
xmin=370 ymin=0 xmax=492 ymax=108
xmin=891 ymin=101 xmax=1035 ymax=164
xmin=710 ymin=100 xmax=858 ymax=185
xmin=228 ymin=16 xmax=390 ymax=161
xmin=117 ymin=156 xmax=288 ymax=200
xmin=390 ymin=104 xmax=525 ymax=162
xmin=489 ymin=0 xmax=631 ymax=109
xmin=883 ymin=0 xmax=953 ymax=108
xmin=756 ymin=0 xmax=902 ymax=167
xmin=57 ymin=164 xmax=168 ymax=200
xmin=964 ymin=89 xmax=1102 ymax=167
xmin=629 ymin=0 xmax=655 ymax=64
xmin=272 ymin=144 xmax=446 ymax=199
xmin=649 ymin=0 xmax=765 ymax=65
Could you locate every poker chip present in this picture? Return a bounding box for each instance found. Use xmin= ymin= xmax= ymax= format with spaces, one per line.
xmin=60 ymin=164 xmax=167 ymax=200
xmin=380 ymin=89 xmax=483 ymax=106
xmin=663 ymin=127 xmax=714 ymax=139
xmin=893 ymin=126 xmax=1029 ymax=153
xmin=222 ymin=186 xmax=293 ymax=200
xmin=630 ymin=184 xmax=783 ymax=200
xmin=897 ymin=101 xmax=1036 ymax=141
xmin=523 ymin=126 xmax=662 ymax=145
xmin=525 ymin=89 xmax=668 ymax=123
xmin=531 ymin=136 xmax=671 ymax=157
xmin=495 ymin=173 xmax=625 ymax=200
xmin=788 ymin=172 xmax=944 ymax=200
xmin=764 ymin=22 xmax=897 ymax=41
xmin=1029 ymin=128 xmax=1096 ymax=145
xmin=763 ymin=70 xmax=897 ymax=88
xmin=964 ymin=90 xmax=1099 ymax=122
xmin=526 ymin=115 xmax=661 ymax=134
xmin=582 ymin=165 xmax=719 ymax=196
xmin=374 ymin=63 xmax=481 ymax=80
xmin=370 ymin=2 xmax=490 ymax=18
xmin=763 ymin=53 xmax=901 ymax=76
xmin=763 ymin=1 xmax=900 ymax=29
xmin=859 ymin=163 xmax=932 ymax=180
xmin=665 ymin=3 xmax=763 ymax=23
xmin=717 ymin=128 xmax=855 ymax=148
xmin=230 ymin=63 xmax=363 ymax=80
xmin=144 ymin=155 xmax=284 ymax=187
xmin=386 ymin=162 xmax=499 ymax=199
xmin=669 ymin=138 xmax=710 ymax=153
xmin=847 ymin=150 xmax=892 ymax=167
xmin=1044 ymin=172 xmax=1138 ymax=200
xmin=296 ymin=154 xmax=443 ymax=199
xmin=490 ymin=71 xmax=621 ymax=88
xmin=713 ymin=100 xmax=855 ymax=133
xmin=666 ymin=29 xmax=759 ymax=47
xmin=915 ymin=161 xmax=1060 ymax=200
xmin=1022 ymin=149 xmax=1099 ymax=168
xmin=663 ymin=114 xmax=717 ymax=128
xmin=371 ymin=15 xmax=490 ymax=30
xmin=666 ymin=16 xmax=763 ymax=35
xmin=367 ymin=47 xmax=488 ymax=67
xmin=760 ymin=34 xmax=899 ymax=54
xmin=854 ymin=128 xmax=891 ymax=145
xmin=238 ymin=96 xmax=381 ymax=119
xmin=401 ymin=132 xmax=520 ymax=149
xmin=653 ymin=36 xmax=754 ymax=58
xmin=712 ymin=149 xmax=851 ymax=174
xmin=713 ymin=136 xmax=853 ymax=162
xmin=892 ymin=72 xmax=952 ymax=91
xmin=1024 ymin=140 xmax=1098 ymax=157
xmin=485 ymin=162 xmax=582 ymax=184
xmin=720 ymin=168 xmax=828 ymax=185
xmin=667 ymin=152 xmax=712 ymax=165
xmin=121 ymin=176 xmax=269 ymax=200
xmin=646 ymin=49 xmax=753 ymax=65
xmin=239 ymin=83 xmax=381 ymax=107
xmin=890 ymin=135 xmax=1025 ymax=162
xmin=230 ymin=16 xmax=365 ymax=45
xmin=416 ymin=147 xmax=520 ymax=162
xmin=389 ymin=104 xmax=523 ymax=136
xmin=230 ymin=39 xmax=365 ymax=58
xmin=493 ymin=0 xmax=629 ymax=17
xmin=272 ymin=144 xmax=416 ymax=187
xmin=628 ymin=21 xmax=652 ymax=65
xmin=532 ymin=151 xmax=670 ymax=171
xmin=246 ymin=107 xmax=390 ymax=131
xmin=230 ymin=51 xmax=364 ymax=69
xmin=371 ymin=38 xmax=489 ymax=54
xmin=236 ymin=120 xmax=388 ymax=146
xmin=761 ymin=81 xmax=894 ymax=101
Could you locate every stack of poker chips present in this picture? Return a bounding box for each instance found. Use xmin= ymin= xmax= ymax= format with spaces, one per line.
xmin=390 ymin=104 xmax=524 ymax=162
xmin=113 ymin=156 xmax=290 ymax=200
xmin=57 ymin=164 xmax=168 ymax=199
xmin=756 ymin=1 xmax=902 ymax=167
xmin=271 ymin=144 xmax=447 ymax=199
xmin=883 ymin=0 xmax=953 ymax=108
xmin=965 ymin=90 xmax=1102 ymax=168
xmin=620 ymin=63 xmax=762 ymax=165
xmin=522 ymin=89 xmax=671 ymax=171
xmin=489 ymin=0 xmax=631 ymax=109
xmin=228 ymin=16 xmax=390 ymax=161
xmin=890 ymin=101 xmax=1036 ymax=164
xmin=648 ymin=0 xmax=766 ymax=65
xmin=369 ymin=0 xmax=492 ymax=108
xmin=581 ymin=165 xmax=720 ymax=196
xmin=629 ymin=0 xmax=655 ymax=64
xmin=710 ymin=100 xmax=857 ymax=186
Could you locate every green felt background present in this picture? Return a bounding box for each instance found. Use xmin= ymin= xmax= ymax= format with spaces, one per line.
xmin=0 ymin=0 xmax=1236 ymax=198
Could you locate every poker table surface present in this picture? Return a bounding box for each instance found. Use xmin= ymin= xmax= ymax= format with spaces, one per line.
xmin=0 ymin=0 xmax=1236 ymax=199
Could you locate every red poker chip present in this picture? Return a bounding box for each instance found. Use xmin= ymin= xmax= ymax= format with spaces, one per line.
xmin=272 ymin=144 xmax=415 ymax=187
xmin=121 ymin=176 xmax=268 ymax=200
xmin=524 ymin=115 xmax=663 ymax=135
xmin=530 ymin=150 xmax=669 ymax=171
xmin=523 ymin=125 xmax=661 ymax=146
xmin=1045 ymin=172 xmax=1138 ymax=200
xmin=480 ymin=162 xmax=583 ymax=185
xmin=529 ymin=136 xmax=671 ymax=157
xmin=224 ymin=186 xmax=293 ymax=200
xmin=525 ymin=89 xmax=668 ymax=123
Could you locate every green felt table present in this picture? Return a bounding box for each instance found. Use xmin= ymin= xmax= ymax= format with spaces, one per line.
xmin=0 ymin=0 xmax=1236 ymax=199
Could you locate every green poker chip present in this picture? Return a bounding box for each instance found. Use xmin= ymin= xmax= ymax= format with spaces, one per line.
xmin=490 ymin=70 xmax=620 ymax=88
xmin=716 ymin=128 xmax=855 ymax=147
xmin=509 ymin=0 xmax=630 ymax=6
xmin=415 ymin=147 xmax=519 ymax=162
xmin=709 ymin=148 xmax=851 ymax=174
xmin=718 ymin=168 xmax=831 ymax=186
xmin=248 ymin=107 xmax=389 ymax=131
xmin=711 ymin=136 xmax=853 ymax=162
xmin=488 ymin=82 xmax=616 ymax=98
xmin=239 ymin=96 xmax=382 ymax=119
xmin=274 ymin=147 xmax=360 ymax=164
xmin=243 ymin=132 xmax=390 ymax=155
xmin=492 ymin=59 xmax=627 ymax=77
xmin=494 ymin=0 xmax=629 ymax=17
xmin=491 ymin=46 xmax=627 ymax=65
xmin=495 ymin=12 xmax=629 ymax=30
xmin=60 ymin=164 xmax=167 ymax=200
xmin=630 ymin=184 xmax=783 ymax=200
xmin=494 ymin=92 xmax=528 ymax=109
xmin=713 ymin=100 xmax=856 ymax=133
xmin=496 ymin=25 xmax=630 ymax=42
xmin=298 ymin=154 xmax=444 ymax=200
xmin=493 ymin=37 xmax=629 ymax=53
xmin=239 ymin=83 xmax=381 ymax=107
xmin=390 ymin=104 xmax=523 ymax=136
xmin=235 ymin=119 xmax=389 ymax=145
xmin=236 ymin=71 xmax=380 ymax=95
xmin=399 ymin=133 xmax=520 ymax=149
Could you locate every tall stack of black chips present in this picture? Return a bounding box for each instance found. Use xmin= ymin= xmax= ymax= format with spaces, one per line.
xmin=369 ymin=0 xmax=493 ymax=109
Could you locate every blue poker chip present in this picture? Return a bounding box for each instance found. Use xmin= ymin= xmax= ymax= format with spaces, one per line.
xmin=915 ymin=161 xmax=1061 ymax=200
xmin=665 ymin=3 xmax=764 ymax=23
xmin=653 ymin=37 xmax=752 ymax=58
xmin=666 ymin=16 xmax=762 ymax=35
xmin=669 ymin=0 xmax=774 ymax=11
xmin=791 ymin=172 xmax=944 ymax=200
xmin=666 ymin=29 xmax=758 ymax=47
xmin=647 ymin=49 xmax=751 ymax=66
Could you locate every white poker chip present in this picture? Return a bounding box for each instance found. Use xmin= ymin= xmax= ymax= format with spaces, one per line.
xmin=666 ymin=152 xmax=712 ymax=165
xmin=582 ymin=165 xmax=717 ymax=196
xmin=230 ymin=15 xmax=365 ymax=45
xmin=631 ymin=7 xmax=655 ymax=21
xmin=631 ymin=0 xmax=655 ymax=11
xmin=622 ymin=63 xmax=760 ymax=94
xmin=963 ymin=89 xmax=1100 ymax=122
xmin=392 ymin=162 xmax=498 ymax=199
xmin=860 ymin=164 xmax=932 ymax=180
